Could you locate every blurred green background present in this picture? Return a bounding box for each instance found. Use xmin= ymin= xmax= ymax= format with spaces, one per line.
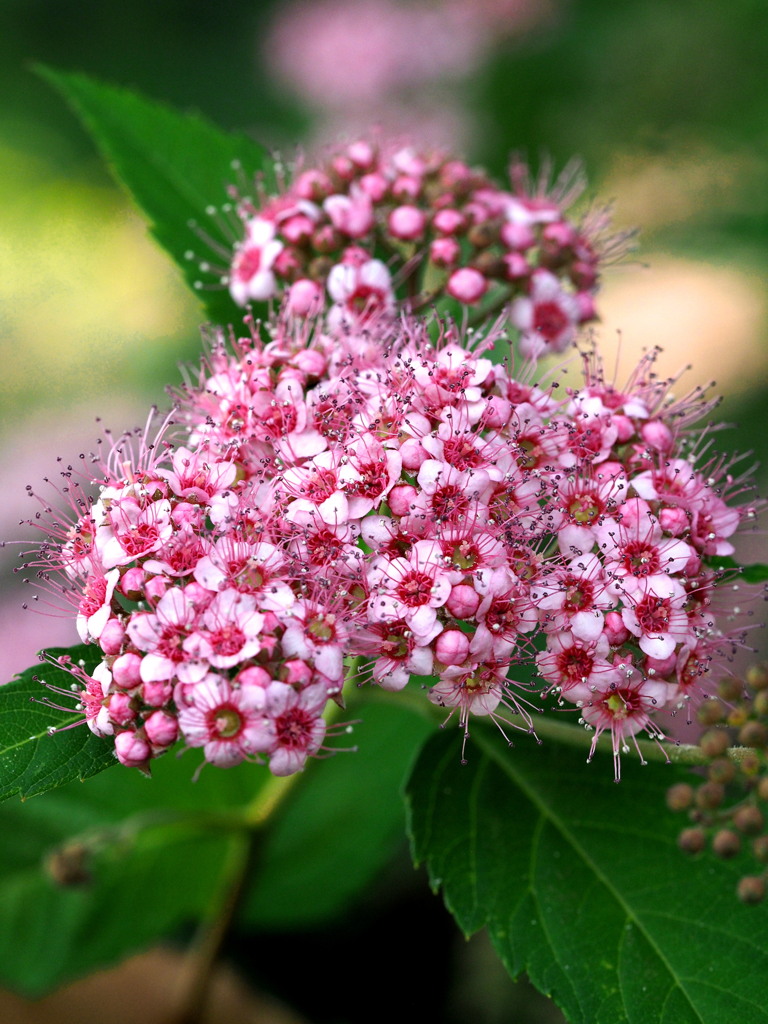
xmin=1 ymin=0 xmax=766 ymax=1020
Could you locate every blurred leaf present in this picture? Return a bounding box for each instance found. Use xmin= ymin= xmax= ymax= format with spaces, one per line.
xmin=241 ymin=697 xmax=432 ymax=929
xmin=39 ymin=66 xmax=269 ymax=326
xmin=0 ymin=742 xmax=263 ymax=994
xmin=406 ymin=727 xmax=768 ymax=1024
xmin=0 ymin=696 xmax=432 ymax=993
xmin=0 ymin=645 xmax=116 ymax=803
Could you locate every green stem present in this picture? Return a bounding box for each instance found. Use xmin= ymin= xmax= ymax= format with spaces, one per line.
xmin=162 ymin=664 xmax=358 ymax=1024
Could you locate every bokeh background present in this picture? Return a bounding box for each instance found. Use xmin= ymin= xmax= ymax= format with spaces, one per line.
xmin=1 ymin=1 xmax=766 ymax=1021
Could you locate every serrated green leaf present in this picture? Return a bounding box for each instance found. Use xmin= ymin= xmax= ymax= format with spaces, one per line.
xmin=406 ymin=728 xmax=768 ymax=1024
xmin=241 ymin=697 xmax=432 ymax=929
xmin=0 ymin=645 xmax=116 ymax=803
xmin=38 ymin=66 xmax=269 ymax=326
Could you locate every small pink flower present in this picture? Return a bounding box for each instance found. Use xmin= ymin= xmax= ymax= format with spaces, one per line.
xmin=229 ymin=218 xmax=284 ymax=305
xmin=510 ymin=269 xmax=580 ymax=359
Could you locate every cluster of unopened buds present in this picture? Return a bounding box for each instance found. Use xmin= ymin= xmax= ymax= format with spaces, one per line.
xmin=670 ymin=664 xmax=768 ymax=903
xmin=26 ymin=140 xmax=762 ymax=785
xmin=197 ymin=139 xmax=631 ymax=359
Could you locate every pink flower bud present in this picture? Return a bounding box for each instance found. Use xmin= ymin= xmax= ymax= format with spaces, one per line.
xmin=542 ymin=221 xmax=577 ymax=249
xmin=604 ymin=611 xmax=630 ymax=646
xmin=293 ymin=347 xmax=327 ymax=376
xmin=108 ymin=692 xmax=136 ymax=728
xmin=281 ymin=214 xmax=315 ymax=245
xmin=331 ymin=154 xmax=355 ymax=180
xmin=142 ymin=679 xmax=173 ymax=707
xmin=144 ymin=575 xmax=169 ymax=603
xmin=644 ymin=653 xmax=678 ymax=679
xmin=388 ymin=484 xmax=418 ymax=516
xmin=502 ymin=252 xmax=530 ymax=280
xmin=99 ymin=617 xmax=125 ymax=656
xmin=120 ymin=567 xmax=145 ymax=600
xmin=501 ymin=222 xmax=536 ymax=250
xmin=433 ymin=208 xmax=465 ymax=235
xmin=388 ymin=205 xmax=426 ymax=241
xmin=399 ymin=438 xmax=429 ymax=471
xmin=347 ymin=140 xmax=376 ymax=168
xmin=144 ymin=710 xmax=179 ymax=748
xmin=446 ymin=584 xmax=481 ymax=619
xmin=237 ymin=665 xmax=272 ymax=688
xmin=392 ymin=174 xmax=421 ymax=201
xmin=641 ymin=420 xmax=674 ymax=453
xmin=294 ymin=169 xmax=333 ymax=201
xmin=435 ymin=629 xmax=471 ymax=666
xmin=612 ymin=414 xmax=635 ymax=443
xmin=281 ymin=659 xmax=313 ymax=687
xmin=430 ymin=237 xmax=460 ymax=267
xmin=287 ymin=278 xmax=324 ymax=316
xmin=359 ymin=172 xmax=388 ymax=201
xmin=440 ymin=160 xmax=473 ymax=188
xmin=659 ymin=506 xmax=689 ymax=536
xmin=112 ymin=652 xmax=142 ymax=690
xmin=114 ymin=730 xmax=151 ymax=768
xmin=447 ymin=268 xmax=487 ymax=304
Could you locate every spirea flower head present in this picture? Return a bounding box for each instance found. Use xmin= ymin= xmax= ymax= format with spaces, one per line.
xmin=26 ymin=299 xmax=762 ymax=781
xmin=199 ymin=141 xmax=634 ymax=361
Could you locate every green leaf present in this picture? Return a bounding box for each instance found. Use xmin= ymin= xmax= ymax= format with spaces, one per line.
xmin=0 ymin=645 xmax=116 ymax=803
xmin=241 ymin=696 xmax=433 ymax=929
xmin=0 ymin=695 xmax=431 ymax=994
xmin=38 ymin=66 xmax=269 ymax=326
xmin=406 ymin=728 xmax=768 ymax=1024
xmin=0 ymin=743 xmax=264 ymax=994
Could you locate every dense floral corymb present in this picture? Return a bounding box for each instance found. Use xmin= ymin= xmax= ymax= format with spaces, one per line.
xmin=208 ymin=141 xmax=632 ymax=359
xmin=27 ymin=305 xmax=761 ymax=780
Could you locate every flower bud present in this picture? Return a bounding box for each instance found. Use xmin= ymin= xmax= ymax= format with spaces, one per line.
xmin=659 ymin=506 xmax=689 ymax=536
xmin=359 ymin=172 xmax=388 ymax=201
xmin=446 ymin=584 xmax=481 ymax=619
xmin=120 ymin=567 xmax=145 ymax=600
xmin=435 ymin=629 xmax=471 ymax=666
xmin=641 ymin=419 xmax=674 ymax=453
xmin=502 ymin=252 xmax=530 ymax=280
xmin=99 ymin=617 xmax=125 ymax=656
xmin=287 ymin=278 xmax=324 ymax=316
xmin=430 ymin=237 xmax=460 ymax=267
xmin=112 ymin=652 xmax=142 ymax=690
xmin=108 ymin=692 xmax=137 ymax=728
xmin=678 ymin=827 xmax=706 ymax=854
xmin=666 ymin=783 xmax=694 ymax=811
xmin=433 ymin=208 xmax=465 ymax=235
xmin=712 ymin=829 xmax=741 ymax=859
xmin=144 ymin=710 xmax=179 ymax=748
xmin=733 ymin=805 xmax=764 ymax=836
xmin=447 ymin=268 xmax=487 ymax=304
xmin=388 ymin=484 xmax=418 ymax=517
xmin=500 ymin=221 xmax=535 ymax=250
xmin=737 ymin=875 xmax=766 ymax=905
xmin=114 ymin=730 xmax=151 ymax=769
xmin=388 ymin=205 xmax=426 ymax=241
xmin=141 ymin=679 xmax=173 ymax=707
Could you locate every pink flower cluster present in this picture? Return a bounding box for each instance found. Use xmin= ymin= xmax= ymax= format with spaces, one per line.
xmin=223 ymin=141 xmax=629 ymax=359
xmin=32 ymin=305 xmax=759 ymax=779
